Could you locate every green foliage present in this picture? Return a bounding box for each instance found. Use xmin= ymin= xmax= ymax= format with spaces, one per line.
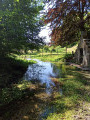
xmin=0 ymin=0 xmax=44 ymax=55
xmin=67 ymin=41 xmax=78 ymax=48
xmin=48 ymin=46 xmax=54 ymax=52
xmin=84 ymin=12 xmax=90 ymax=39
xmin=64 ymin=53 xmax=73 ymax=60
xmin=43 ymin=45 xmax=50 ymax=52
xmin=55 ymin=45 xmax=61 ymax=52
xmin=63 ymin=53 xmax=75 ymax=63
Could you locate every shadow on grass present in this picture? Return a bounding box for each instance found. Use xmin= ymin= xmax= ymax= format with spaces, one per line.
xmin=0 ymin=58 xmax=90 ymax=120
xmin=0 ymin=55 xmax=36 ymax=88
xmin=43 ymin=65 xmax=90 ymax=120
xmin=0 ymin=55 xmax=37 ymax=116
xmin=62 ymin=66 xmax=90 ymax=102
xmin=0 ymin=84 xmax=51 ymax=120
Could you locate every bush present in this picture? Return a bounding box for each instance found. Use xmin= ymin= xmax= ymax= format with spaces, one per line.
xmin=64 ymin=53 xmax=74 ymax=62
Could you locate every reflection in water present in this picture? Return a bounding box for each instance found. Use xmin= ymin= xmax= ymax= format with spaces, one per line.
xmin=24 ymin=59 xmax=60 ymax=94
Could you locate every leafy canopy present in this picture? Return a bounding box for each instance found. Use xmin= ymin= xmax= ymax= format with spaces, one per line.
xmin=0 ymin=0 xmax=44 ymax=55
xmin=45 ymin=0 xmax=90 ymax=46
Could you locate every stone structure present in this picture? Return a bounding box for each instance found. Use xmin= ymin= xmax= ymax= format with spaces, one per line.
xmin=75 ymin=32 xmax=90 ymax=68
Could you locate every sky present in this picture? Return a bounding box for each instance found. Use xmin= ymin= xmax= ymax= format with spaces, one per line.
xmin=39 ymin=3 xmax=52 ymax=44
xmin=39 ymin=24 xmax=51 ymax=44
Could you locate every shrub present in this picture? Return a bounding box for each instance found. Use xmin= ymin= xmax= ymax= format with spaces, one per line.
xmin=64 ymin=53 xmax=74 ymax=62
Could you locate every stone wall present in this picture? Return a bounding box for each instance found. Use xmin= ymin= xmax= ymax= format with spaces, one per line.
xmin=82 ymin=40 xmax=90 ymax=67
xmin=75 ymin=32 xmax=90 ymax=68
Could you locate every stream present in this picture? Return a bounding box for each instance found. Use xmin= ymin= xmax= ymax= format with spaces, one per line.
xmin=24 ymin=58 xmax=60 ymax=94
xmin=1 ymin=58 xmax=90 ymax=120
xmin=23 ymin=58 xmax=62 ymax=120
xmin=1 ymin=59 xmax=62 ymax=120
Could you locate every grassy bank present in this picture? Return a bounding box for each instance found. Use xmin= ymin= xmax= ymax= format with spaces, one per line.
xmin=0 ymin=54 xmax=36 ymax=107
xmin=23 ymin=48 xmax=90 ymax=120
xmin=45 ymin=63 xmax=90 ymax=120
xmin=10 ymin=51 xmax=90 ymax=120
xmin=0 ymin=44 xmax=90 ymax=120
xmin=0 ymin=50 xmax=66 ymax=107
xmin=0 ymin=54 xmax=36 ymax=87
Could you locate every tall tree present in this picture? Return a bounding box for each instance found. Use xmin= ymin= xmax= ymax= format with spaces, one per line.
xmin=45 ymin=0 xmax=90 ymax=46
xmin=50 ymin=13 xmax=81 ymax=46
xmin=0 ymin=0 xmax=44 ymax=55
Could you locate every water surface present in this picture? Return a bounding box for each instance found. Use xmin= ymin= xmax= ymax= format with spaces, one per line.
xmin=24 ymin=59 xmax=60 ymax=94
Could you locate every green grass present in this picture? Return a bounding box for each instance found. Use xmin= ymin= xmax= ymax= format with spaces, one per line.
xmin=29 ymin=53 xmax=65 ymax=62
xmin=0 ymin=46 xmax=90 ymax=119
xmin=43 ymin=64 xmax=90 ymax=120
xmin=0 ymin=54 xmax=36 ymax=106
xmin=16 ymin=50 xmax=89 ymax=120
xmin=0 ymin=80 xmax=36 ymax=107
xmin=26 ymin=51 xmax=89 ymax=120
xmin=0 ymin=49 xmax=66 ymax=108
xmin=0 ymin=54 xmax=36 ymax=86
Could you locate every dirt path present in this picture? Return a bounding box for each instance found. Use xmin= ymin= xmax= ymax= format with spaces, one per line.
xmin=73 ymin=102 xmax=90 ymax=120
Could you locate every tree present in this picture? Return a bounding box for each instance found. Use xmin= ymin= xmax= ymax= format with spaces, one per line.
xmin=50 ymin=13 xmax=81 ymax=46
xmin=0 ymin=0 xmax=44 ymax=55
xmin=43 ymin=45 xmax=50 ymax=52
xmin=45 ymin=0 xmax=90 ymax=46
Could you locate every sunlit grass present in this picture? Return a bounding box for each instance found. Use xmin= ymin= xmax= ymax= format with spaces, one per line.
xmin=0 ymin=45 xmax=90 ymax=120
xmin=0 ymin=80 xmax=36 ymax=107
xmin=30 ymin=53 xmax=65 ymax=62
xmin=41 ymin=65 xmax=90 ymax=120
xmin=67 ymin=44 xmax=78 ymax=53
xmin=20 ymin=49 xmax=90 ymax=120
